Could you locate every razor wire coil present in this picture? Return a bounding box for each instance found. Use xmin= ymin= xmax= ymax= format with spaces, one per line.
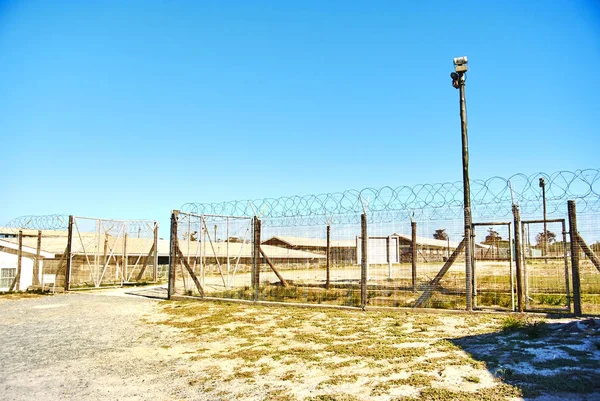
xmin=5 ymin=169 xmax=599 ymax=229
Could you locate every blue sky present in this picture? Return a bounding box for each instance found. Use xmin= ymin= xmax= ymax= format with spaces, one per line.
xmin=1 ymin=0 xmax=599 ymax=230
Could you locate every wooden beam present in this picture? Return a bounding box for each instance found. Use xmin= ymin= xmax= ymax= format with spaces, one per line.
xmin=168 ymin=211 xmax=179 ymax=299
xmin=65 ymin=216 xmax=74 ymax=291
xmin=567 ymin=200 xmax=582 ymax=316
xmin=153 ymin=223 xmax=159 ymax=282
xmin=8 ymin=231 xmax=23 ymax=292
xmin=576 ymin=232 xmax=600 ymax=273
xmin=33 ymin=230 xmax=41 ymax=286
xmin=259 ymin=246 xmax=288 ymax=287
xmin=360 ymin=213 xmax=367 ymax=309
xmin=176 ymin=246 xmax=204 ymax=296
xmin=414 ymin=238 xmax=466 ymax=308
xmin=136 ymin=243 xmax=156 ymax=281
xmin=252 ymin=217 xmax=261 ymax=300
xmin=411 ymin=221 xmax=417 ymax=292
xmin=326 ymin=225 xmax=331 ymax=289
xmin=513 ymin=205 xmax=524 ymax=312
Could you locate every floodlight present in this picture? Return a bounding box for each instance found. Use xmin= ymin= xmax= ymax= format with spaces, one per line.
xmin=453 ymin=56 xmax=468 ymax=73
xmin=453 ymin=56 xmax=468 ymax=66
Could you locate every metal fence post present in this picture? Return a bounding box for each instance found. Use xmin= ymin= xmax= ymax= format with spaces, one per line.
xmin=512 ymin=206 xmax=524 ymax=312
xmin=168 ymin=211 xmax=179 ymax=299
xmin=361 ymin=213 xmax=368 ymax=309
xmin=567 ymin=200 xmax=582 ymax=316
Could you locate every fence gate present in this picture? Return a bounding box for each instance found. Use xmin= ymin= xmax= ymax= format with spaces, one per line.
xmin=168 ymin=211 xmax=255 ymax=298
xmin=67 ymin=216 xmax=159 ymax=289
xmin=520 ymin=218 xmax=570 ymax=312
xmin=472 ymin=222 xmax=515 ymax=311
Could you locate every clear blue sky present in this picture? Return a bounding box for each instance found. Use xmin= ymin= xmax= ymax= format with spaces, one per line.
xmin=1 ymin=0 xmax=599 ymax=230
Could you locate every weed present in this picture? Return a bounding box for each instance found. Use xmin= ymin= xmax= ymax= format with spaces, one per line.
xmin=501 ymin=315 xmax=526 ymax=331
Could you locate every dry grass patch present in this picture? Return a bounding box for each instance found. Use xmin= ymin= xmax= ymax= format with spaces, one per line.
xmin=155 ymin=300 xmax=598 ymax=400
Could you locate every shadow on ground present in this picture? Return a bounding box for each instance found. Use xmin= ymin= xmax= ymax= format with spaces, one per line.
xmin=451 ymin=318 xmax=600 ymax=399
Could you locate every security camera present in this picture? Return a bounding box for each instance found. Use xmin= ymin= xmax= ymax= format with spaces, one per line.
xmin=453 ymin=56 xmax=468 ymax=73
xmin=450 ymin=72 xmax=460 ymax=88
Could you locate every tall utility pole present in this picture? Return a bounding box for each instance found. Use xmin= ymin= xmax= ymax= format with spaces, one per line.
xmin=451 ymin=56 xmax=473 ymax=311
xmin=539 ymin=177 xmax=548 ymax=263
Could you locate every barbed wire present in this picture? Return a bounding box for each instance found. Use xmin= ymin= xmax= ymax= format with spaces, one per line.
xmin=3 ymin=214 xmax=69 ymax=230
xmin=3 ymin=214 xmax=156 ymax=233
xmin=4 ymin=169 xmax=598 ymax=229
xmin=181 ymin=169 xmax=599 ymax=226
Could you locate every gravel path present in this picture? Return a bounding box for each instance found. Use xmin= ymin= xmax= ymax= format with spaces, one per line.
xmin=0 ymin=288 xmax=205 ymax=401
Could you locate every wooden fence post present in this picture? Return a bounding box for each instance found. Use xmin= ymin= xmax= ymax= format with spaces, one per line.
xmin=153 ymin=222 xmax=159 ymax=282
xmin=123 ymin=233 xmax=128 ymax=283
xmin=168 ymin=211 xmax=179 ymax=299
xmin=8 ymin=231 xmax=23 ymax=291
xmin=512 ymin=205 xmax=524 ymax=312
xmin=360 ymin=213 xmax=368 ymax=309
xmin=252 ymin=217 xmax=261 ymax=301
xmin=567 ymin=200 xmax=582 ymax=316
xmin=387 ymin=236 xmax=392 ymax=279
xmin=411 ymin=221 xmax=417 ymax=292
xmin=33 ymin=230 xmax=42 ymax=286
xmin=326 ymin=225 xmax=331 ymax=290
xmin=64 ymin=216 xmax=74 ymax=291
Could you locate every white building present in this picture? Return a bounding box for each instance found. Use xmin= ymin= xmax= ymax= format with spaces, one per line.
xmin=0 ymin=239 xmax=54 ymax=291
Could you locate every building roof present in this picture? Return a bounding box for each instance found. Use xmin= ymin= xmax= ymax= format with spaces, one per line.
xmin=0 ymin=236 xmax=325 ymax=260
xmin=262 ymin=236 xmax=356 ymax=248
xmin=0 ymin=236 xmax=166 ymax=258
xmin=177 ymin=240 xmax=325 ymax=259
xmin=393 ymin=234 xmax=488 ymax=249
xmin=0 ymin=239 xmax=55 ymax=258
xmin=0 ymin=227 xmax=77 ymax=237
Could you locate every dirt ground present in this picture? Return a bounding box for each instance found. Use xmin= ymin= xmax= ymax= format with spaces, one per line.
xmin=1 ymin=287 xmax=599 ymax=401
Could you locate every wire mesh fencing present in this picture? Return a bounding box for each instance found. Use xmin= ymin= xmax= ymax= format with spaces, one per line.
xmin=168 ymin=211 xmax=255 ymax=299
xmin=168 ymin=168 xmax=600 ymax=314
xmin=67 ymin=216 xmax=159 ymax=289
xmin=570 ymin=210 xmax=600 ymax=314
xmin=4 ymin=168 xmax=600 ymax=313
xmin=0 ymin=216 xmax=160 ymax=291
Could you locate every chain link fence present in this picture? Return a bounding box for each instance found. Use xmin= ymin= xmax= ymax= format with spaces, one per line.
xmin=1 ymin=216 xmax=160 ymax=291
xmin=168 ymin=169 xmax=600 ymax=314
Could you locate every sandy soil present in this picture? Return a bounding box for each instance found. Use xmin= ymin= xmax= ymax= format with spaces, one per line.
xmin=0 ymin=288 xmax=203 ymax=400
xmin=1 ymin=287 xmax=599 ymax=401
